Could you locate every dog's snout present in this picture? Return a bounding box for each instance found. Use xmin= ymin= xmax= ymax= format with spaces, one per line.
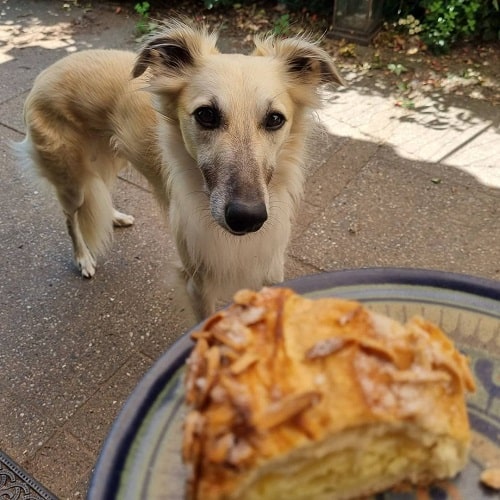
xmin=224 ymin=201 xmax=267 ymax=234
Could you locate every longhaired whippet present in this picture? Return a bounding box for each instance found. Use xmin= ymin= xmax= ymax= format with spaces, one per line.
xmin=17 ymin=20 xmax=344 ymax=319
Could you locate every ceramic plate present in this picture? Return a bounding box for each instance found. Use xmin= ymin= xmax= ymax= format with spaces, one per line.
xmin=88 ymin=268 xmax=500 ymax=500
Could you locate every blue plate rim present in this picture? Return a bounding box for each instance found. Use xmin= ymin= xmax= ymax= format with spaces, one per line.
xmin=87 ymin=267 xmax=500 ymax=500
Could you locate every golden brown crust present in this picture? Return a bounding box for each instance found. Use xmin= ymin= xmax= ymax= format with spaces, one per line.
xmin=183 ymin=287 xmax=475 ymax=500
xmin=480 ymin=468 xmax=500 ymax=490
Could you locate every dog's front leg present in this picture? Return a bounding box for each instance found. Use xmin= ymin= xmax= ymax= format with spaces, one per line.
xmin=65 ymin=211 xmax=96 ymax=278
xmin=264 ymin=253 xmax=285 ymax=288
xmin=186 ymin=276 xmax=215 ymax=321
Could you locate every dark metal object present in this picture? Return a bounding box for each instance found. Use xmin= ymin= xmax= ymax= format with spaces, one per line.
xmin=330 ymin=0 xmax=385 ymax=45
xmin=0 ymin=450 xmax=58 ymax=500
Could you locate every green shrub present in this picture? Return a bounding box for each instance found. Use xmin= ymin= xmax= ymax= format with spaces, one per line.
xmin=386 ymin=0 xmax=499 ymax=52
xmin=419 ymin=0 xmax=481 ymax=52
xmin=134 ymin=1 xmax=158 ymax=35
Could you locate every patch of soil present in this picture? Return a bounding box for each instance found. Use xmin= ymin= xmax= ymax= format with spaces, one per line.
xmin=331 ymin=31 xmax=500 ymax=107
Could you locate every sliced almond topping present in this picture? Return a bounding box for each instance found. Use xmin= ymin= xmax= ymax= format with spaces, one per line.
xmin=218 ymin=345 xmax=239 ymax=363
xmin=255 ymin=391 xmax=321 ymax=430
xmin=201 ymin=311 xmax=226 ymax=333
xmin=187 ymin=337 xmax=209 ymax=363
xmin=458 ymin=353 xmax=476 ymax=392
xmin=209 ymin=384 xmax=227 ymax=404
xmin=227 ymin=438 xmax=254 ymax=466
xmin=207 ymin=432 xmax=234 ymax=464
xmin=182 ymin=410 xmax=205 ymax=462
xmin=212 ymin=319 xmax=252 ymax=351
xmin=219 ymin=375 xmax=252 ymax=424
xmin=306 ymin=337 xmax=347 ymax=359
xmin=195 ymin=377 xmax=207 ymax=392
xmin=431 ymin=348 xmax=476 ymax=393
xmin=337 ymin=306 xmax=362 ymax=326
xmin=233 ymin=289 xmax=258 ymax=305
xmin=195 ymin=345 xmax=221 ymax=406
xmin=270 ymin=385 xmax=283 ymax=401
xmin=480 ymin=467 xmax=500 ymax=490
xmin=230 ymin=351 xmax=260 ymax=375
xmin=358 ymin=337 xmax=397 ymax=364
xmin=205 ymin=345 xmax=221 ymax=376
xmin=185 ymin=339 xmax=209 ymax=404
xmin=219 ymin=375 xmax=250 ymax=406
xmin=238 ymin=306 xmax=266 ymax=325
xmin=388 ymin=366 xmax=451 ymax=384
xmin=190 ymin=330 xmax=212 ymax=341
xmin=207 ymin=405 xmax=234 ymax=428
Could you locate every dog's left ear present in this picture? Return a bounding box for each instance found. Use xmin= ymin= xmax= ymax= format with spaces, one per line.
xmin=132 ymin=21 xmax=218 ymax=80
xmin=253 ymin=36 xmax=346 ymax=94
xmin=132 ymin=38 xmax=194 ymax=79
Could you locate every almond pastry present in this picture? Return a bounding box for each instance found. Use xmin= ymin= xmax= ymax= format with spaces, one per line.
xmin=183 ymin=287 xmax=475 ymax=500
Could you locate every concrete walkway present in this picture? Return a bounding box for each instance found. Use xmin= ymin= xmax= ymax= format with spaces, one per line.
xmin=0 ymin=1 xmax=498 ymax=498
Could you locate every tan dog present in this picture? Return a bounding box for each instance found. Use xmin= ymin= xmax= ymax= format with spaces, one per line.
xmin=16 ymin=21 xmax=344 ymax=319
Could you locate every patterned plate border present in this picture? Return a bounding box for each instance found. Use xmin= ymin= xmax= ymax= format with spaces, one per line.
xmin=88 ymin=268 xmax=500 ymax=500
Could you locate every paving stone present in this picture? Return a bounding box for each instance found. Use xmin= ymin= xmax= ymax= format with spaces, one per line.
xmin=67 ymin=353 xmax=153 ymax=455
xmin=23 ymin=430 xmax=94 ymax=500
xmin=303 ymin=139 xmax=379 ymax=209
xmin=284 ymin=255 xmax=321 ymax=281
xmin=290 ymin=146 xmax=500 ymax=279
xmin=0 ymin=390 xmax=57 ymax=464
xmin=442 ymin=121 xmax=500 ymax=189
xmin=0 ymin=92 xmax=27 ymax=132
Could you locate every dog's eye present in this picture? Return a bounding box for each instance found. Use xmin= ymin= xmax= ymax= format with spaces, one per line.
xmin=194 ymin=106 xmax=220 ymax=129
xmin=264 ymin=112 xmax=286 ymax=131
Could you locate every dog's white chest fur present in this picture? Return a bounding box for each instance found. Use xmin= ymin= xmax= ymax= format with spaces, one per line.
xmin=163 ymin=126 xmax=294 ymax=307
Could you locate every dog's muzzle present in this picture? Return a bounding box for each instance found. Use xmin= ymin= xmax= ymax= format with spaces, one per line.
xmin=224 ymin=201 xmax=268 ymax=235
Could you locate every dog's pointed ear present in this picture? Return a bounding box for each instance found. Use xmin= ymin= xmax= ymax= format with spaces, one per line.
xmin=132 ymin=22 xmax=218 ymax=79
xmin=132 ymin=39 xmax=193 ymax=78
xmin=284 ymin=45 xmax=346 ymax=88
xmin=253 ymin=36 xmax=346 ymax=88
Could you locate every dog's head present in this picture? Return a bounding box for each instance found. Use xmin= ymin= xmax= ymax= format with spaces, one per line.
xmin=134 ymin=21 xmax=344 ymax=235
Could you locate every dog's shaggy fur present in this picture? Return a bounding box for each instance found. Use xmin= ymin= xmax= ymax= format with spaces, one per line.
xmin=16 ymin=21 xmax=343 ymax=319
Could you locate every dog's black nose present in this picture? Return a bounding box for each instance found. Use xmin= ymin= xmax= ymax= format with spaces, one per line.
xmin=225 ymin=201 xmax=268 ymax=234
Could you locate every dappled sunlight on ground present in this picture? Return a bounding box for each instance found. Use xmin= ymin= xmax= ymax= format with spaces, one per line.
xmin=0 ymin=1 xmax=135 ymax=70
xmin=0 ymin=15 xmax=76 ymax=64
xmin=318 ymin=86 xmax=500 ymax=189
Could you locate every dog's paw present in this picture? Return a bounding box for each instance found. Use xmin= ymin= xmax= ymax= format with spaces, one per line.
xmin=112 ymin=209 xmax=135 ymax=227
xmin=77 ymin=254 xmax=97 ymax=278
